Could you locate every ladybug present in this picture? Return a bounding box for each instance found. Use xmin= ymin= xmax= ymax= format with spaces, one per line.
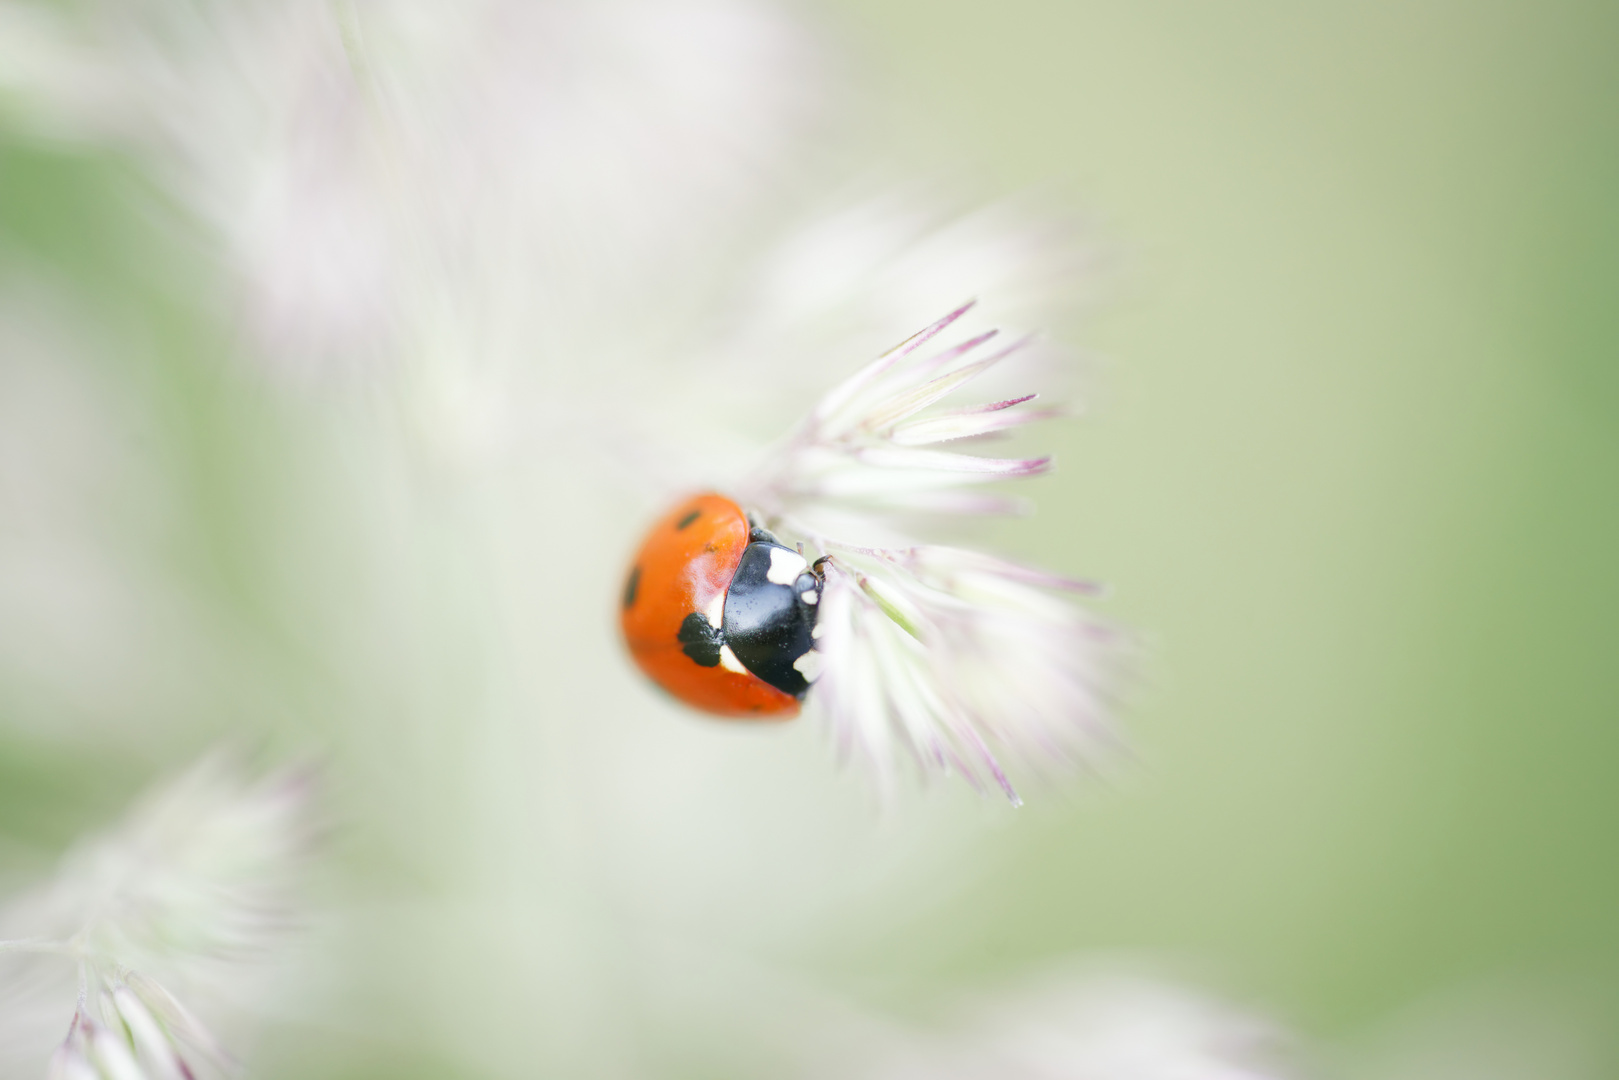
xmin=620 ymin=493 xmax=824 ymax=719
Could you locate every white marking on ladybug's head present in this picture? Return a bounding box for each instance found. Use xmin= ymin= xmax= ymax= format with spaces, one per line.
xmin=801 ymin=589 xmax=819 ymax=604
xmin=766 ymin=546 xmax=809 ymax=585
xmin=718 ymin=643 xmax=747 ymax=674
xmin=812 ymin=622 xmax=825 ymax=639
xmin=792 ymin=649 xmax=824 ymax=682
xmin=704 ymin=590 xmax=726 ymax=629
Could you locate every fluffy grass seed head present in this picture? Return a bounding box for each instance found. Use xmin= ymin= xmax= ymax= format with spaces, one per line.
xmin=740 ymin=303 xmax=1121 ymax=805
xmin=0 ymin=753 xmax=314 ymax=1079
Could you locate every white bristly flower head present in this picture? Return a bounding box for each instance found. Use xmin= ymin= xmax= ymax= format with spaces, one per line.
xmin=739 ymin=303 xmax=1121 ymax=804
xmin=47 ymin=971 xmax=232 ymax=1080
xmin=0 ymin=753 xmax=314 ymax=1079
xmin=0 ymin=0 xmax=827 ymax=387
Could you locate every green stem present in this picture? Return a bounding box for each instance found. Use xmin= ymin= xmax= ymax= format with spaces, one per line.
xmin=856 ymin=574 xmax=924 ymax=641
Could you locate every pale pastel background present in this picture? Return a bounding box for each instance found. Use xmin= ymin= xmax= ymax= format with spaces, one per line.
xmin=0 ymin=0 xmax=1615 ymax=1077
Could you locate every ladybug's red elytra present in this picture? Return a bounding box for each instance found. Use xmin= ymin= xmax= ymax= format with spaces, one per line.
xmin=620 ymin=493 xmax=824 ymax=719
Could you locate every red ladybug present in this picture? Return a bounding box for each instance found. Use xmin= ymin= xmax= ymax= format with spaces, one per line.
xmin=620 ymin=493 xmax=824 ymax=719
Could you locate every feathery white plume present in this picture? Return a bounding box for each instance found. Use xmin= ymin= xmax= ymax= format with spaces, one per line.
xmin=0 ymin=754 xmax=313 ymax=1078
xmin=745 ymin=304 xmax=1120 ymax=803
xmin=0 ymin=0 xmax=826 ymax=384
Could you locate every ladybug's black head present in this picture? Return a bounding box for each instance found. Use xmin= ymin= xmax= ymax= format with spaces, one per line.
xmin=746 ymin=514 xmax=781 ymax=545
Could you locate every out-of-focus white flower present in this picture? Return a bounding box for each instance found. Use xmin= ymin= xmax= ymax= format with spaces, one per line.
xmin=45 ymin=972 xmax=232 ymax=1080
xmin=737 ymin=303 xmax=1119 ymax=804
xmin=0 ymin=0 xmax=826 ymax=386
xmin=715 ymin=191 xmax=1102 ymax=409
xmin=0 ymin=754 xmax=313 ymax=1078
xmin=825 ymin=970 xmax=1300 ymax=1080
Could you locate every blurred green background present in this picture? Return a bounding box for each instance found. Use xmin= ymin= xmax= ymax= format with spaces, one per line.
xmin=817 ymin=0 xmax=1619 ymax=1063
xmin=2 ymin=0 xmax=1617 ymax=1075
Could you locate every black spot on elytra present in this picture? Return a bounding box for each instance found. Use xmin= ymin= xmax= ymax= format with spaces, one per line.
xmin=622 ymin=566 xmax=640 ymax=610
xmin=675 ymin=509 xmax=702 ymax=530
xmin=677 ymin=612 xmax=723 ymax=667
